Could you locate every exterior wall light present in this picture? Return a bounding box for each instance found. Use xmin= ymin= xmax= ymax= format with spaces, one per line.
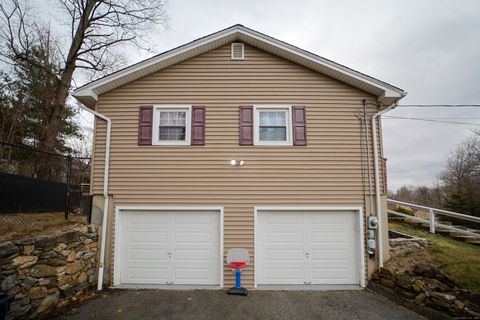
xmin=230 ymin=160 xmax=244 ymax=166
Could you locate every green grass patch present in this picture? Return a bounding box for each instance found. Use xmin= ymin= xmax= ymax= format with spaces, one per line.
xmin=389 ymin=222 xmax=480 ymax=293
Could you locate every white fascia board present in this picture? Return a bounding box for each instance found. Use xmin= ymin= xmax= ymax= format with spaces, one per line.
xmin=73 ymin=25 xmax=405 ymax=107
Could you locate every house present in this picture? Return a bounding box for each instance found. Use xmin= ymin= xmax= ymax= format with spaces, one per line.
xmin=73 ymin=25 xmax=405 ymax=290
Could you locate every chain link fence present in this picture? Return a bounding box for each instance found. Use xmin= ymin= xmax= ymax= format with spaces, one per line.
xmin=0 ymin=141 xmax=91 ymax=238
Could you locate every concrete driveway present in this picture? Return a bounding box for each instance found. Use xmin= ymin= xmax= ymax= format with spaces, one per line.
xmin=55 ymin=289 xmax=425 ymax=320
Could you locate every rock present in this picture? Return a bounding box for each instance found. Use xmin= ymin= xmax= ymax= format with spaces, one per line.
xmin=66 ymin=250 xmax=76 ymax=262
xmin=413 ymin=264 xmax=429 ymax=276
xmin=394 ymin=287 xmax=417 ymax=300
xmin=88 ymin=225 xmax=97 ymax=233
xmin=415 ymin=293 xmax=426 ymax=304
xmin=61 ymin=249 xmax=72 ymax=257
xmin=380 ymin=278 xmax=396 ymax=289
xmin=57 ymin=275 xmax=73 ymax=286
xmin=31 ymin=265 xmax=58 ymax=278
xmin=21 ymin=245 xmax=35 ymax=255
xmin=12 ymin=255 xmax=38 ymax=269
xmin=65 ymin=261 xmax=82 ymax=275
xmin=36 ymin=235 xmax=57 ymax=248
xmin=58 ymin=231 xmax=80 ymax=244
xmin=36 ymin=292 xmax=59 ymax=314
xmin=49 ymin=257 xmax=67 ymax=266
xmin=454 ymin=300 xmax=465 ymax=310
xmin=21 ymin=276 xmax=38 ymax=289
xmin=431 ymin=292 xmax=456 ymax=308
xmin=77 ymin=272 xmax=87 ymax=283
xmin=82 ymin=252 xmax=95 ymax=260
xmin=8 ymin=285 xmax=21 ymax=295
xmin=83 ymin=238 xmax=93 ymax=245
xmin=395 ymin=273 xmax=413 ymax=290
xmin=77 ymin=225 xmax=89 ymax=234
xmin=69 ymin=241 xmax=82 ymax=248
xmin=40 ymin=251 xmax=58 ymax=259
xmin=54 ymin=243 xmax=68 ymax=252
xmin=29 ymin=286 xmax=48 ymax=299
xmin=1 ymin=274 xmax=16 ymax=291
xmin=379 ymin=267 xmax=393 ymax=279
xmin=413 ymin=279 xmax=426 ymax=292
xmin=0 ymin=241 xmax=19 ymax=258
xmin=5 ymin=304 xmax=31 ymax=319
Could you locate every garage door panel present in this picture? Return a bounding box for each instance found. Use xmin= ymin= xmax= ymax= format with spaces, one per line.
xmin=129 ymin=248 xmax=167 ymax=260
xmin=129 ymin=231 xmax=167 ymax=243
xmin=119 ymin=209 xmax=220 ymax=286
xmin=265 ymin=212 xmax=304 ymax=224
xmin=266 ymin=231 xmax=304 ymax=243
xmin=266 ymin=249 xmax=304 ymax=260
xmin=174 ymin=231 xmax=214 ymax=243
xmin=257 ymin=210 xmax=359 ymax=286
xmin=128 ymin=268 xmax=167 ymax=282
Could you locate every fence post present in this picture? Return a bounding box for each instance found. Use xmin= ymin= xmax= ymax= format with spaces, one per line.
xmin=429 ymin=208 xmax=435 ymax=234
xmin=65 ymin=156 xmax=72 ymax=220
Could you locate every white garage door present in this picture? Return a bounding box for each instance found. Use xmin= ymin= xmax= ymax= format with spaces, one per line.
xmin=256 ymin=210 xmax=360 ymax=286
xmin=118 ymin=209 xmax=220 ymax=286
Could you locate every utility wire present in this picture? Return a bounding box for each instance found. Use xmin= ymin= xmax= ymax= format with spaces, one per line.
xmin=396 ymin=104 xmax=480 ymax=108
xmin=383 ymin=116 xmax=480 ymax=125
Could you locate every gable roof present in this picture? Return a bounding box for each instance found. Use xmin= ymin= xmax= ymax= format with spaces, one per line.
xmin=73 ymin=24 xmax=406 ymax=108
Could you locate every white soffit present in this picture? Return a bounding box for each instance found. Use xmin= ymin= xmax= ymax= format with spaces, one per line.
xmin=73 ymin=25 xmax=405 ymax=108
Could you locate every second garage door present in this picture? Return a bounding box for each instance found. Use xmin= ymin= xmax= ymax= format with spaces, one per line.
xmin=256 ymin=210 xmax=360 ymax=286
xmin=118 ymin=209 xmax=221 ymax=286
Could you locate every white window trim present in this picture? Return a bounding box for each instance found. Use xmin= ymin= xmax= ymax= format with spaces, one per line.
xmin=231 ymin=42 xmax=244 ymax=60
xmin=152 ymin=105 xmax=192 ymax=146
xmin=254 ymin=105 xmax=293 ymax=146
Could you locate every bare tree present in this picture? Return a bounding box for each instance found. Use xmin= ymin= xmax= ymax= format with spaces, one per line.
xmin=0 ymin=0 xmax=167 ymax=153
xmin=441 ymin=133 xmax=480 ymax=216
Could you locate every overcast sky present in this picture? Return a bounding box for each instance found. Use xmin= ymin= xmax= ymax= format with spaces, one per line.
xmin=51 ymin=0 xmax=480 ymax=191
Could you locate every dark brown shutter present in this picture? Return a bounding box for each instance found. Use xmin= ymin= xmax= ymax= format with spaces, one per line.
xmin=239 ymin=106 xmax=253 ymax=145
xmin=138 ymin=106 xmax=153 ymax=145
xmin=191 ymin=106 xmax=206 ymax=145
xmin=292 ymin=106 xmax=307 ymax=146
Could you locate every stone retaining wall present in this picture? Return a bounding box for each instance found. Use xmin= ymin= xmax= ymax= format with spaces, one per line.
xmin=371 ymin=265 xmax=480 ymax=318
xmin=0 ymin=225 xmax=98 ymax=319
xmin=389 ymin=235 xmax=432 ymax=257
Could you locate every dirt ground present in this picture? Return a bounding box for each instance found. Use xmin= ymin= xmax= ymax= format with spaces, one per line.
xmin=0 ymin=212 xmax=87 ymax=241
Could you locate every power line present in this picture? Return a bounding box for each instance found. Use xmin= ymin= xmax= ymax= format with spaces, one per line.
xmin=382 ymin=116 xmax=480 ymax=125
xmin=397 ymin=104 xmax=480 ymax=108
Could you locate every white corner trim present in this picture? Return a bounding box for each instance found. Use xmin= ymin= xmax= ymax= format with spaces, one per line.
xmin=151 ymin=105 xmax=192 ymax=146
xmin=253 ymin=206 xmax=366 ymax=288
xmin=113 ymin=205 xmax=224 ymax=288
xmin=253 ymin=105 xmax=293 ymax=146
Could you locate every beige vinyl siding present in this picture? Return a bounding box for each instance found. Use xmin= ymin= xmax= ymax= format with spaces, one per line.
xmin=91 ymin=44 xmax=385 ymax=287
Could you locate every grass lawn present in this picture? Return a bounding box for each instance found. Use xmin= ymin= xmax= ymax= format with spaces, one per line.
xmin=389 ymin=222 xmax=480 ymax=293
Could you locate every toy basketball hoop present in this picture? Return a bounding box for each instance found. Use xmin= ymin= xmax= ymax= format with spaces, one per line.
xmin=226 ymin=248 xmax=249 ymax=296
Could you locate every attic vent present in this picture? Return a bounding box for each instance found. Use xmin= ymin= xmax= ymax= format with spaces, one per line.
xmin=231 ymin=43 xmax=244 ymax=60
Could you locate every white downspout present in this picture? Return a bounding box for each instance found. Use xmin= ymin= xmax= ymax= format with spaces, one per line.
xmin=371 ymin=103 xmax=398 ymax=267
xmin=77 ymin=104 xmax=111 ymax=291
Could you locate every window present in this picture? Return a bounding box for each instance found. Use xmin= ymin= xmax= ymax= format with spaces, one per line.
xmin=152 ymin=106 xmax=191 ymax=145
xmin=254 ymin=106 xmax=292 ymax=145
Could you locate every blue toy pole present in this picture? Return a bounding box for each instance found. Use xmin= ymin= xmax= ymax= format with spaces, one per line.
xmin=235 ymin=269 xmax=241 ymax=289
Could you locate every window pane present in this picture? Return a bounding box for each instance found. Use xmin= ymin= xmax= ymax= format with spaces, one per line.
xmin=159 ymin=127 xmax=185 ymax=141
xmin=159 ymin=111 xmax=186 ymax=126
xmin=259 ymin=127 xmax=286 ymax=141
xmin=276 ymin=112 xmax=286 ymax=126
xmin=260 ymin=112 xmax=268 ymax=126
xmin=259 ymin=111 xmax=286 ymax=126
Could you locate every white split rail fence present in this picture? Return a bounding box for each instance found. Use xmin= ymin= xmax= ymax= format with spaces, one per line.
xmin=387 ymin=199 xmax=480 ymax=239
